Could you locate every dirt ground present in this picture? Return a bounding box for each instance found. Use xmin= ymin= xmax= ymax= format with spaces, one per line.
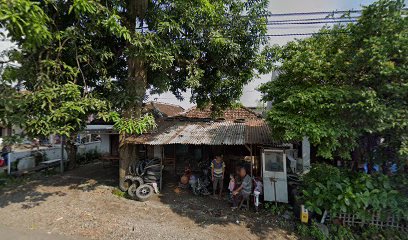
xmin=0 ymin=162 xmax=298 ymax=240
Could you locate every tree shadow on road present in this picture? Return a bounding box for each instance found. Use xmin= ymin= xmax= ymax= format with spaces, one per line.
xmin=0 ymin=161 xmax=118 ymax=209
xmin=0 ymin=162 xmax=297 ymax=239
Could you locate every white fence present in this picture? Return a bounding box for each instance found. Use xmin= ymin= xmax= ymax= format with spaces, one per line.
xmin=7 ymin=141 xmax=103 ymax=174
xmin=7 ymin=146 xmax=67 ymax=174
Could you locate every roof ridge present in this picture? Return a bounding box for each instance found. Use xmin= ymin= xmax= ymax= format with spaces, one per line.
xmin=145 ymin=101 xmax=184 ymax=110
xmin=240 ymin=106 xmax=262 ymax=117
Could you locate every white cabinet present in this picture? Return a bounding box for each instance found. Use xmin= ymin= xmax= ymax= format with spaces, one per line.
xmin=262 ymin=149 xmax=288 ymax=203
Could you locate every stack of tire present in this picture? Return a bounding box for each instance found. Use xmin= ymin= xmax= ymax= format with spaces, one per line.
xmin=121 ymin=158 xmax=161 ymax=201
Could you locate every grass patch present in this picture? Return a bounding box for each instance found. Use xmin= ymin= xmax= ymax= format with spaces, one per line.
xmin=0 ymin=171 xmax=27 ymax=189
xmin=112 ymin=188 xmax=132 ymax=199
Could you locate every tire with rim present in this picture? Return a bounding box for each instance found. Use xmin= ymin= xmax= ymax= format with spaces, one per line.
xmin=134 ymin=184 xmax=154 ymax=202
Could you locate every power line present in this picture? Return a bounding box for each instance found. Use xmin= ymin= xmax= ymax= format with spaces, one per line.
xmin=267 ymin=20 xmax=357 ymax=25
xmin=265 ymin=8 xmax=407 ymax=17
xmin=136 ymin=19 xmax=356 ymax=30
xmin=267 ymin=25 xmax=335 ymax=30
xmin=267 ymin=16 xmax=359 ymax=23
xmin=265 ymin=10 xmax=362 ymax=17
xmin=264 ymin=32 xmax=349 ymax=37
xmin=136 ymin=14 xmax=360 ymax=30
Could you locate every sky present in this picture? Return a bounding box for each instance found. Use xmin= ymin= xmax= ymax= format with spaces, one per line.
xmin=0 ymin=0 xmax=378 ymax=109
xmin=149 ymin=0 xmax=378 ymax=108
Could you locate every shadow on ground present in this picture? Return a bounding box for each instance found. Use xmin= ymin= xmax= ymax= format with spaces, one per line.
xmin=157 ymin=172 xmax=297 ymax=239
xmin=0 ymin=162 xmax=297 ymax=239
xmin=0 ymin=161 xmax=118 ymax=209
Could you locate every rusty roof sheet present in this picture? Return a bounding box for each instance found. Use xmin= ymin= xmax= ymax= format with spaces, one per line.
xmin=126 ymin=119 xmax=275 ymax=145
xmin=143 ymin=101 xmax=184 ymax=117
xmin=179 ymin=106 xmax=261 ymax=120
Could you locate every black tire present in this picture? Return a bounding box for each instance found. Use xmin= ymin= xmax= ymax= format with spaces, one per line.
xmin=135 ymin=184 xmax=154 ymax=201
xmin=143 ymin=180 xmax=157 ymax=184
xmin=146 ymin=162 xmax=160 ymax=168
xmin=144 ymin=175 xmax=158 ymax=181
xmin=144 ymin=164 xmax=161 ymax=170
xmin=138 ymin=163 xmax=145 ymax=176
xmin=128 ymin=183 xmax=138 ymax=198
xmin=131 ymin=176 xmax=144 ymax=188
xmin=119 ymin=175 xmax=134 ymax=191
xmin=145 ymin=171 xmax=161 ymax=177
xmin=128 ymin=163 xmax=135 ymax=175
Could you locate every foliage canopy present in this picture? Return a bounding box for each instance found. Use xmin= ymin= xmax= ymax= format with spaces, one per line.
xmin=0 ymin=0 xmax=269 ymax=141
xmin=260 ymin=0 xmax=408 ymax=162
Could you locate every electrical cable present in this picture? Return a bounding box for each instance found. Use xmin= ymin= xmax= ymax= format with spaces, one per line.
xmin=267 ymin=20 xmax=357 ymax=25
xmin=266 ymin=16 xmax=359 ymax=23
xmin=265 ymin=10 xmax=362 ymax=17
xmin=136 ymin=19 xmax=357 ymax=30
xmin=263 ymin=32 xmax=349 ymax=37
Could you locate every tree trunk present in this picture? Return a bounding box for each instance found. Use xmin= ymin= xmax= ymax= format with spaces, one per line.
xmin=118 ymin=0 xmax=148 ymax=191
xmin=65 ymin=134 xmax=78 ymax=170
xmin=118 ymin=58 xmax=147 ymax=190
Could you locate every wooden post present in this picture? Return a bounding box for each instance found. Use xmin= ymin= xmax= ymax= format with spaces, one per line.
xmin=244 ymin=144 xmax=253 ymax=177
xmin=250 ymin=144 xmax=253 ymax=177
xmin=60 ymin=136 xmax=64 ymax=173
xmin=160 ymin=145 xmax=164 ymax=191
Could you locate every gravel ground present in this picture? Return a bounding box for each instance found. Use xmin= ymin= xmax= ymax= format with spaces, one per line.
xmin=0 ymin=162 xmax=298 ymax=240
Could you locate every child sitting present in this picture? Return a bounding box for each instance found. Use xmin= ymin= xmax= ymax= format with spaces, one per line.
xmin=227 ymin=174 xmax=235 ymax=202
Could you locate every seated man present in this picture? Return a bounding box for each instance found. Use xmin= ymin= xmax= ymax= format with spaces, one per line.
xmin=1 ymin=144 xmax=11 ymax=166
xmin=232 ymin=166 xmax=252 ymax=209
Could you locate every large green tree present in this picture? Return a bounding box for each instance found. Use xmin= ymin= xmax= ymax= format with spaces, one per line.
xmin=0 ymin=0 xmax=269 ymax=185
xmin=260 ymin=0 xmax=407 ymax=169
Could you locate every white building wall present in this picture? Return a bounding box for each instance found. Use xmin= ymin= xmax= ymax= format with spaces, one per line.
xmin=99 ymin=134 xmax=111 ymax=154
xmin=77 ymin=141 xmax=101 ymax=155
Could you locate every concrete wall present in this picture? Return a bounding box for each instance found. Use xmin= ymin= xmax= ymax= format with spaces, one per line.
xmin=7 ymin=141 xmax=106 ymax=173
xmin=8 ymin=146 xmax=68 ymax=173
xmin=77 ymin=141 xmax=101 ymax=155
xmin=10 ymin=147 xmax=67 ymax=163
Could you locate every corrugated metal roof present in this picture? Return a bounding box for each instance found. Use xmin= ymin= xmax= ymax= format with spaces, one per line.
xmin=126 ymin=120 xmax=275 ymax=145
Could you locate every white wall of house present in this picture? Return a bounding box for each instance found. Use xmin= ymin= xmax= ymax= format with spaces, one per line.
xmin=99 ymin=134 xmax=111 ymax=154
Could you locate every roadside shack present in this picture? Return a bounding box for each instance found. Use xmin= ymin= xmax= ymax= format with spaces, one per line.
xmin=127 ymin=106 xmax=292 ymax=189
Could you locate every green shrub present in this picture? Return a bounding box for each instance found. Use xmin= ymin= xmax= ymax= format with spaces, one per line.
xmin=329 ymin=224 xmax=355 ymax=240
xmin=360 ymin=226 xmax=406 ymax=240
xmin=76 ymin=149 xmax=101 ymax=165
xmin=296 ymin=221 xmax=327 ymax=240
xmin=264 ymin=202 xmax=287 ymax=215
xmin=301 ymin=164 xmax=408 ymax=220
xmin=296 ymin=223 xmax=311 ymax=239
